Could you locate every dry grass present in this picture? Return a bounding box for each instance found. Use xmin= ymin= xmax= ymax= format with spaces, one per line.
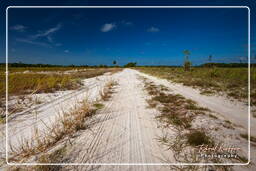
xmin=143 ymin=79 xmax=209 ymax=129
xmin=100 ymin=80 xmax=118 ymax=101
xmin=240 ymin=133 xmax=256 ymax=143
xmin=9 ymin=99 xmax=96 ymax=162
xmin=186 ymin=130 xmax=213 ymax=146
xmin=137 ymin=67 xmax=255 ymax=105
xmin=0 ymin=68 xmax=122 ymax=98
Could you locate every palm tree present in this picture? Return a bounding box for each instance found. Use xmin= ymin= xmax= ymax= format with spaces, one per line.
xmin=113 ymin=60 xmax=117 ymax=66
xmin=183 ymin=50 xmax=190 ymax=61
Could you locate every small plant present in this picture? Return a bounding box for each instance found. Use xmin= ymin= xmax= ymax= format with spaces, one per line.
xmin=93 ymin=103 xmax=104 ymax=110
xmin=186 ymin=130 xmax=212 ymax=146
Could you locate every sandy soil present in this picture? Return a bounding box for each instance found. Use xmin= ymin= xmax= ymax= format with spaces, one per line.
xmin=1 ymin=69 xmax=254 ymax=171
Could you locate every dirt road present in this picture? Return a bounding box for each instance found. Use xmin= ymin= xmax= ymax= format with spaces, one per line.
xmin=62 ymin=69 xmax=172 ymax=170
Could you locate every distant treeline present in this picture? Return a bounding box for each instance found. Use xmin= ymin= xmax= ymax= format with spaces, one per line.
xmin=0 ymin=62 xmax=255 ymax=68
xmin=0 ymin=63 xmax=118 ymax=68
xmin=199 ymin=63 xmax=255 ymax=68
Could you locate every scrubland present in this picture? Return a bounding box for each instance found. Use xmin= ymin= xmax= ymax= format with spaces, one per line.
xmin=137 ymin=67 xmax=256 ymax=105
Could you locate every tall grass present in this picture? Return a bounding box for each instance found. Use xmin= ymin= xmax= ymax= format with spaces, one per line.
xmin=137 ymin=67 xmax=256 ymax=105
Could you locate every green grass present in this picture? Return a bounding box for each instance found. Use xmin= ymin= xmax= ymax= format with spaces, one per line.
xmin=137 ymin=67 xmax=256 ymax=105
xmin=93 ymin=103 xmax=104 ymax=110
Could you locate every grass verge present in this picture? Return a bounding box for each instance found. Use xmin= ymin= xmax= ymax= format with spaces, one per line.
xmin=137 ymin=67 xmax=255 ymax=105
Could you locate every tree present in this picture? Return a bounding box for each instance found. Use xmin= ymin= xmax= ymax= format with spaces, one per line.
xmin=113 ymin=60 xmax=117 ymax=65
xmin=208 ymin=55 xmax=212 ymax=62
xmin=183 ymin=50 xmax=190 ymax=61
xmin=124 ymin=62 xmax=137 ymax=67
xmin=183 ymin=50 xmax=191 ymax=71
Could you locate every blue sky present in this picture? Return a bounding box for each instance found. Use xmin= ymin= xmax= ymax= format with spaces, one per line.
xmin=0 ymin=0 xmax=255 ymax=66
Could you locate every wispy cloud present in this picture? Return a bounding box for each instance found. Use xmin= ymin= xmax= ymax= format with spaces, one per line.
xmin=32 ymin=23 xmax=62 ymax=39
xmin=16 ymin=24 xmax=62 ymax=47
xmin=101 ymin=23 xmax=116 ymax=32
xmin=16 ymin=38 xmax=51 ymax=47
xmin=64 ymin=50 xmax=69 ymax=53
xmin=121 ymin=20 xmax=133 ymax=26
xmin=147 ymin=26 xmax=160 ymax=32
xmin=10 ymin=25 xmax=27 ymax=32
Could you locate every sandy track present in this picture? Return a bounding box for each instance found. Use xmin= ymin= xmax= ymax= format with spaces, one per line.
xmin=62 ymin=69 xmax=172 ymax=170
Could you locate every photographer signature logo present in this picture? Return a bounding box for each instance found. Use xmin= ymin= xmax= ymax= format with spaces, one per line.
xmin=196 ymin=143 xmax=242 ymax=159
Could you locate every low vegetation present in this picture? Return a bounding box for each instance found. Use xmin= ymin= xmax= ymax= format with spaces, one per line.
xmin=137 ymin=67 xmax=256 ymax=105
xmin=100 ymin=80 xmax=118 ymax=101
xmin=9 ymin=99 xmax=97 ymax=162
xmin=0 ymin=68 xmax=121 ymax=98
xmin=186 ymin=130 xmax=213 ymax=146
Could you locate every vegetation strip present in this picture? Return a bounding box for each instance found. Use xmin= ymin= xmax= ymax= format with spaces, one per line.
xmin=137 ymin=67 xmax=255 ymax=105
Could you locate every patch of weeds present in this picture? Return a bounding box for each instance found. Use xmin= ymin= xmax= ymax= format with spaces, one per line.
xmin=0 ymin=115 xmax=4 ymax=124
xmin=200 ymin=89 xmax=214 ymax=95
xmin=35 ymin=147 xmax=66 ymax=171
xmin=240 ymin=133 xmax=256 ymax=143
xmin=252 ymin=110 xmax=256 ymax=118
xmin=208 ymin=113 xmax=218 ymax=119
xmin=100 ymin=80 xmax=118 ymax=101
xmin=93 ymin=103 xmax=104 ymax=110
xmin=146 ymin=99 xmax=157 ymax=108
xmin=186 ymin=130 xmax=213 ymax=146
xmin=237 ymin=155 xmax=248 ymax=163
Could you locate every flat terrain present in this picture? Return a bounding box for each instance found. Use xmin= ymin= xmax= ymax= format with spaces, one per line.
xmin=0 ymin=69 xmax=255 ymax=171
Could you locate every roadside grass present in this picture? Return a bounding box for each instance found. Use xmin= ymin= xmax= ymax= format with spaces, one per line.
xmin=93 ymin=103 xmax=104 ymax=110
xmin=100 ymin=80 xmax=118 ymax=101
xmin=186 ymin=130 xmax=213 ymax=146
xmin=34 ymin=147 xmax=66 ymax=171
xmin=141 ymin=75 xmax=212 ymax=131
xmin=137 ymin=67 xmax=256 ymax=105
xmin=0 ymin=68 xmax=122 ymax=98
xmin=141 ymin=76 xmax=237 ymax=168
xmin=9 ymin=99 xmax=97 ymax=161
xmin=240 ymin=133 xmax=256 ymax=143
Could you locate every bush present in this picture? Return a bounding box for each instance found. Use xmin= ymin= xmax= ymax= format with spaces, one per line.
xmin=186 ymin=130 xmax=212 ymax=146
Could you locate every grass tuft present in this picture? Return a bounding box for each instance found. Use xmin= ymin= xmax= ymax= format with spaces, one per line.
xmin=186 ymin=130 xmax=213 ymax=146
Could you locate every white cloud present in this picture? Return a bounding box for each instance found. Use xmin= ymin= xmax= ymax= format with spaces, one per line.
xmin=101 ymin=23 xmax=116 ymax=32
xmin=10 ymin=25 xmax=27 ymax=32
xmin=147 ymin=26 xmax=160 ymax=32
xmin=64 ymin=50 xmax=69 ymax=53
xmin=32 ymin=23 xmax=62 ymax=39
